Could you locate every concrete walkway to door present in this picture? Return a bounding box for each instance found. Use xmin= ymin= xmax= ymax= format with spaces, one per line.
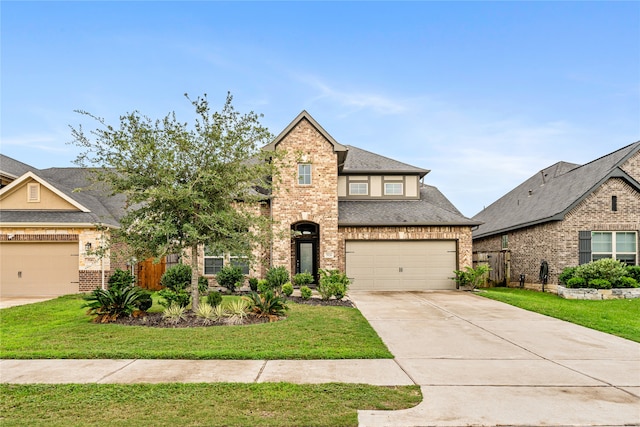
xmin=350 ymin=291 xmax=640 ymax=427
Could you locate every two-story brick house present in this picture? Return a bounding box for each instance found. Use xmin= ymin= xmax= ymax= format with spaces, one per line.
xmin=236 ymin=111 xmax=479 ymax=291
xmin=472 ymin=141 xmax=640 ymax=290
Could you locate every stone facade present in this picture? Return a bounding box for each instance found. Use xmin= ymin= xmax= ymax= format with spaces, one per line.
xmin=269 ymin=118 xmax=340 ymax=276
xmin=558 ymin=285 xmax=640 ymax=300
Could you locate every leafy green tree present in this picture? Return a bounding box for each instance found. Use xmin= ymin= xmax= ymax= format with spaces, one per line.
xmin=71 ymin=93 xmax=276 ymax=311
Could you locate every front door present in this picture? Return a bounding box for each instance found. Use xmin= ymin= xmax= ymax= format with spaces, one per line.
xmin=296 ymin=239 xmax=317 ymax=278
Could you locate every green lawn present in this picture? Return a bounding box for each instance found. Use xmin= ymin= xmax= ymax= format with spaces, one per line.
xmin=0 ymin=294 xmax=392 ymax=359
xmin=479 ymin=288 xmax=640 ymax=342
xmin=0 ymin=383 xmax=422 ymax=427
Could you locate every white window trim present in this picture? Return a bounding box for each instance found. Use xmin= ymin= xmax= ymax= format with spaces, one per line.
xmin=349 ymin=182 xmax=368 ymax=195
xmin=298 ymin=164 xmax=312 ymax=185
xmin=384 ymin=182 xmax=403 ymax=196
xmin=592 ymin=231 xmax=637 ymax=264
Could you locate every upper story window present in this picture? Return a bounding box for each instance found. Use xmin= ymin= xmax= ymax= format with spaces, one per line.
xmin=349 ymin=182 xmax=368 ymax=195
xmin=298 ymin=164 xmax=312 ymax=185
xmin=592 ymin=231 xmax=637 ymax=265
xmin=501 ymin=235 xmax=509 ymax=249
xmin=384 ymin=182 xmax=403 ymax=196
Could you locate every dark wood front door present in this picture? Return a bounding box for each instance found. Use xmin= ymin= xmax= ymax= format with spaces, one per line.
xmin=296 ymin=239 xmax=317 ymax=278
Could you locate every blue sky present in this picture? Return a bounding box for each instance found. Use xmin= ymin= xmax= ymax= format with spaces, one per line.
xmin=2 ymin=1 xmax=639 ymax=217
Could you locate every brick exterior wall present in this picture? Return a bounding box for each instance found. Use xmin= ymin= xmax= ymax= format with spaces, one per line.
xmin=474 ymin=176 xmax=640 ymax=288
xmin=270 ymin=118 xmax=340 ymax=276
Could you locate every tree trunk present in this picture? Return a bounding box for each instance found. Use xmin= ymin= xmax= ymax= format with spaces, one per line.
xmin=190 ymin=243 xmax=200 ymax=312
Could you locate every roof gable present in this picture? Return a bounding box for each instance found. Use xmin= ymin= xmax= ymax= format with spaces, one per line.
xmin=473 ymin=141 xmax=640 ymax=238
xmin=263 ymin=110 xmax=348 ymax=153
xmin=0 ymin=171 xmax=90 ymax=212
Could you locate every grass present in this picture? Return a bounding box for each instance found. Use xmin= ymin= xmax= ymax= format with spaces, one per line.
xmin=0 ymin=294 xmax=392 ymax=359
xmin=0 ymin=383 xmax=422 ymax=427
xmin=479 ymin=288 xmax=640 ymax=342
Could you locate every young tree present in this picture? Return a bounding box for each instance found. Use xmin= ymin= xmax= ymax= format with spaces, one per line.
xmin=71 ymin=93 xmax=275 ymax=311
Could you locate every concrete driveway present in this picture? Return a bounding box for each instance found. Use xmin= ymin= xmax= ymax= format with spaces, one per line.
xmin=350 ymin=291 xmax=640 ymax=427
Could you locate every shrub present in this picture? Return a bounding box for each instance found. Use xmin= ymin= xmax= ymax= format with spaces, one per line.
xmin=195 ymin=302 xmax=217 ymax=325
xmin=225 ymin=299 xmax=250 ymax=325
xmin=589 ymin=278 xmax=612 ymax=289
xmin=265 ymin=266 xmax=289 ymax=292
xmin=199 ymin=276 xmax=209 ymax=294
xmin=300 ymin=285 xmax=312 ymax=300
xmin=281 ymin=282 xmax=294 ymax=297
xmin=162 ymin=303 xmax=187 ymax=324
xmin=318 ymin=269 xmax=350 ymax=301
xmin=206 ymin=290 xmax=223 ymax=307
xmin=158 ymin=288 xmax=191 ymax=308
xmin=248 ymin=277 xmax=259 ymax=292
xmin=614 ymin=276 xmax=639 ymax=288
xmin=83 ymin=286 xmax=151 ymax=323
xmin=558 ymin=267 xmax=577 ymax=286
xmin=626 ymin=266 xmax=640 ymax=283
xmin=107 ymin=268 xmax=135 ymax=292
xmin=293 ymin=272 xmax=314 ymax=286
xmin=216 ymin=265 xmax=244 ymax=293
xmin=257 ymin=279 xmax=269 ymax=293
xmin=160 ymin=264 xmax=192 ymax=292
xmin=453 ymin=265 xmax=490 ymax=289
xmin=575 ymin=258 xmax=627 ymax=285
xmin=565 ymin=277 xmax=586 ymax=288
xmin=244 ymin=291 xmax=289 ymax=321
xmin=137 ymin=289 xmax=153 ymax=311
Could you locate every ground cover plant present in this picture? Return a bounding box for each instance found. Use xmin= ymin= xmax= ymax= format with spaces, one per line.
xmin=0 ymin=294 xmax=392 ymax=359
xmin=479 ymin=288 xmax=640 ymax=342
xmin=0 ymin=383 xmax=421 ymax=427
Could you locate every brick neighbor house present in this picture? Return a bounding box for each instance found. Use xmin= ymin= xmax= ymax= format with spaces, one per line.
xmin=0 ymin=110 xmax=478 ymax=297
xmin=472 ymin=141 xmax=640 ymax=291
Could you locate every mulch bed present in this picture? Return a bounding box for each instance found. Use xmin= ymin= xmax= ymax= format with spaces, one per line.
xmin=112 ymin=296 xmax=354 ymax=328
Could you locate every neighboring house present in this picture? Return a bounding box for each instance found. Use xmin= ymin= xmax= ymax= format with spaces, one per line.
xmin=0 ymin=156 xmax=128 ymax=297
xmin=472 ymin=141 xmax=640 ymax=290
xmin=0 ymin=110 xmax=478 ymax=297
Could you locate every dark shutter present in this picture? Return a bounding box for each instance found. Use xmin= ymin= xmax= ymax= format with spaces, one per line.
xmin=578 ymin=231 xmax=591 ymax=265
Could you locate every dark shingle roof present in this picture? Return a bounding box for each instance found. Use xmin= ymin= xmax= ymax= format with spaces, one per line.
xmin=339 ymin=185 xmax=480 ymax=226
xmin=0 ymin=155 xmax=39 ymax=179
xmin=473 ymin=141 xmax=640 ymax=238
xmin=342 ymin=145 xmax=430 ymax=177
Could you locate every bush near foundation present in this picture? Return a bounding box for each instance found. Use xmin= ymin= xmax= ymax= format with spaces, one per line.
xmin=560 ymin=258 xmax=639 ymax=289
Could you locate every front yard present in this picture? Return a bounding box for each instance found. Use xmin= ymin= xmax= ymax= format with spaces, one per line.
xmin=0 ymin=294 xmax=392 ymax=359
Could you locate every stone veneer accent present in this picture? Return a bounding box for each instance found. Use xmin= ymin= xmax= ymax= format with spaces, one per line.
xmin=558 ymin=285 xmax=640 ymax=300
xmin=269 ymin=118 xmax=340 ymax=276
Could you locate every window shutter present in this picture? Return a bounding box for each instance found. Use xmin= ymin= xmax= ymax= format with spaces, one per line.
xmin=578 ymin=231 xmax=591 ymax=265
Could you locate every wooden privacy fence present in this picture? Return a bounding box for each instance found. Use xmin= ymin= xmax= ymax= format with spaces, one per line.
xmin=136 ymin=257 xmax=166 ymax=290
xmin=473 ymin=250 xmax=510 ymax=286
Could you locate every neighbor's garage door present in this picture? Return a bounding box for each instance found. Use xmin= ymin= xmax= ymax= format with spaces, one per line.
xmin=346 ymin=240 xmax=457 ymax=291
xmin=0 ymin=242 xmax=79 ymax=297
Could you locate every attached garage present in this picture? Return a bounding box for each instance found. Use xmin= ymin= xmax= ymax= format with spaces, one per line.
xmin=0 ymin=242 xmax=79 ymax=297
xmin=345 ymin=240 xmax=457 ymax=291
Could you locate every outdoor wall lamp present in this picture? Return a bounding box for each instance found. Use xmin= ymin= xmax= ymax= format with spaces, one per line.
xmin=85 ymin=242 xmax=92 ymax=252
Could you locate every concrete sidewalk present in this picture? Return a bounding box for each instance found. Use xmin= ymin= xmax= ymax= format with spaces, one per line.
xmin=351 ymin=291 xmax=640 ymax=427
xmin=0 ymin=359 xmax=412 ymax=385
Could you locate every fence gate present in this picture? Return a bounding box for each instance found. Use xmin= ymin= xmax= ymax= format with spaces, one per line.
xmin=136 ymin=257 xmax=166 ymax=290
xmin=473 ymin=250 xmax=510 ymax=286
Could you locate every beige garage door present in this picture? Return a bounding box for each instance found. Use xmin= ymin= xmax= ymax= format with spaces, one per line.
xmin=0 ymin=242 xmax=79 ymax=297
xmin=346 ymin=240 xmax=457 ymax=291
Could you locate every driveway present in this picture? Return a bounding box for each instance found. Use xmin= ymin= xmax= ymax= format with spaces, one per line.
xmin=0 ymin=297 xmax=55 ymax=309
xmin=350 ymin=291 xmax=640 ymax=427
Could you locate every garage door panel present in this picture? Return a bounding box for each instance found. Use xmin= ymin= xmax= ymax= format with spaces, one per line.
xmin=0 ymin=242 xmax=79 ymax=297
xmin=346 ymin=240 xmax=457 ymax=291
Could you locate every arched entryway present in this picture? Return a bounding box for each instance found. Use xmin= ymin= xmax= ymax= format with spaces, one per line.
xmin=291 ymin=222 xmax=319 ymax=280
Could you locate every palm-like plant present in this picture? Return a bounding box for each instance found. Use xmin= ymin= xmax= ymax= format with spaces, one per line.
xmin=83 ymin=286 xmax=151 ymax=323
xmin=244 ymin=291 xmax=288 ymax=322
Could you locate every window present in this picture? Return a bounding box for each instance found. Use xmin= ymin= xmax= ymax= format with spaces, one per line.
xmin=298 ymin=164 xmax=311 ymax=185
xmin=349 ymin=182 xmax=368 ymax=195
xmin=27 ymin=183 xmax=40 ymax=202
xmin=592 ymin=231 xmax=637 ymax=265
xmin=612 ymin=196 xmax=618 ymax=211
xmin=204 ymin=246 xmax=250 ymax=275
xmin=501 ymin=235 xmax=509 ymax=249
xmin=384 ymin=182 xmax=403 ymax=195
